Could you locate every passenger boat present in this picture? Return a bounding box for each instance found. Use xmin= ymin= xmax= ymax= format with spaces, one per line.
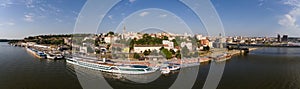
xmin=46 ymin=53 xmax=63 ymax=60
xmin=160 ymin=67 xmax=171 ymax=74
xmin=214 ymin=53 xmax=232 ymax=62
xmin=66 ymin=57 xmax=159 ymax=75
xmin=26 ymin=47 xmax=47 ymax=59
xmin=160 ymin=63 xmax=181 ymax=74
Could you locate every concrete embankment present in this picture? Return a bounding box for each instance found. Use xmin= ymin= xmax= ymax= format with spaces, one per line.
xmin=228 ymin=48 xmax=258 ymax=56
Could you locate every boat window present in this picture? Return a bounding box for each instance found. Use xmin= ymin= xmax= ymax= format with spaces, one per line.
xmin=132 ymin=65 xmax=148 ymax=68
xmin=119 ymin=68 xmax=145 ymax=71
xmin=110 ymin=67 xmax=118 ymax=70
xmin=145 ymin=68 xmax=152 ymax=71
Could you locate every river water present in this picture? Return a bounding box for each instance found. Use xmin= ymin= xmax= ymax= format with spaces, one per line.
xmin=1 ymin=42 xmax=300 ymax=89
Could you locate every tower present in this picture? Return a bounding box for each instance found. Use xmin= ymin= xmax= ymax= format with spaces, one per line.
xmin=122 ymin=24 xmax=126 ymax=39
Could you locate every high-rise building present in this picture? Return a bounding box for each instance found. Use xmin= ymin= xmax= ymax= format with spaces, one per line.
xmin=277 ymin=34 xmax=281 ymax=42
xmin=282 ymin=35 xmax=288 ymax=42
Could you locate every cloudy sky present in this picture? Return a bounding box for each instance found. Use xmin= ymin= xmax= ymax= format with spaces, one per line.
xmin=0 ymin=0 xmax=299 ymax=39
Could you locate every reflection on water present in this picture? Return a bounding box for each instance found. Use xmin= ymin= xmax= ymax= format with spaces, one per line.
xmin=0 ymin=42 xmax=82 ymax=89
xmin=218 ymin=48 xmax=300 ymax=89
xmin=249 ymin=48 xmax=300 ymax=57
xmin=2 ymin=42 xmax=300 ymax=89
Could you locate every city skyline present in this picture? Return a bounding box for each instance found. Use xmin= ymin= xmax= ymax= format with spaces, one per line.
xmin=0 ymin=0 xmax=300 ymax=39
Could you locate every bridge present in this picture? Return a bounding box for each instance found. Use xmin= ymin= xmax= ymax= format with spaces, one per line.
xmin=227 ymin=43 xmax=300 ymax=48
xmin=226 ymin=43 xmax=300 ymax=53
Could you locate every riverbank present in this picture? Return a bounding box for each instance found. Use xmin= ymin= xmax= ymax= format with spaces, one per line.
xmin=228 ymin=48 xmax=258 ymax=56
xmin=204 ymin=48 xmax=259 ymax=62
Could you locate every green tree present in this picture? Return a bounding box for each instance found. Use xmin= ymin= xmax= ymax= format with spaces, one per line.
xmin=107 ymin=31 xmax=114 ymax=36
xmin=106 ymin=44 xmax=111 ymax=50
xmin=175 ymin=50 xmax=181 ymax=59
xmin=181 ymin=46 xmax=189 ymax=57
xmin=133 ymin=53 xmax=141 ymax=59
xmin=170 ymin=49 xmax=176 ymax=55
xmin=172 ymin=39 xmax=179 ymax=47
xmin=129 ymin=39 xmax=136 ymax=52
xmin=95 ymin=49 xmax=101 ymax=54
xmin=203 ymin=46 xmax=210 ymax=51
xmin=163 ymin=36 xmax=169 ymax=40
xmin=143 ymin=50 xmax=151 ymax=56
xmin=159 ymin=47 xmax=165 ymax=50
xmin=161 ymin=48 xmax=172 ymax=59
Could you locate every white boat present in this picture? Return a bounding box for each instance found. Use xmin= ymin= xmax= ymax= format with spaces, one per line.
xmin=66 ymin=57 xmax=159 ymax=75
xmin=168 ymin=65 xmax=180 ymax=71
xmin=46 ymin=53 xmax=63 ymax=60
xmin=160 ymin=67 xmax=171 ymax=74
xmin=160 ymin=64 xmax=180 ymax=74
xmin=110 ymin=65 xmax=159 ymax=75
xmin=26 ymin=47 xmax=47 ymax=59
xmin=213 ymin=53 xmax=232 ymax=62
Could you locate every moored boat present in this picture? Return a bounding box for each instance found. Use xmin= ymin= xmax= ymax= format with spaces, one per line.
xmin=213 ymin=53 xmax=232 ymax=62
xmin=160 ymin=67 xmax=171 ymax=74
xmin=26 ymin=47 xmax=47 ymax=59
xmin=66 ymin=56 xmax=159 ymax=75
xmin=46 ymin=53 xmax=64 ymax=60
xmin=160 ymin=63 xmax=181 ymax=74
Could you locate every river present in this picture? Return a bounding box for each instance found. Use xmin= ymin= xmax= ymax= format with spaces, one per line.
xmin=1 ymin=42 xmax=300 ymax=89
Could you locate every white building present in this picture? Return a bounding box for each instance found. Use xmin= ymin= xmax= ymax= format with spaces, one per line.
xmin=104 ymin=36 xmax=119 ymax=43
xmin=34 ymin=45 xmax=50 ymax=49
xmin=162 ymin=40 xmax=174 ymax=49
xmin=123 ymin=32 xmax=139 ymax=40
xmin=209 ymin=42 xmax=214 ymax=48
xmin=181 ymin=42 xmax=193 ymax=51
xmin=26 ymin=42 xmax=36 ymax=47
xmin=64 ymin=38 xmax=72 ymax=45
xmin=196 ymin=35 xmax=206 ymax=40
xmin=80 ymin=46 xmax=87 ymax=53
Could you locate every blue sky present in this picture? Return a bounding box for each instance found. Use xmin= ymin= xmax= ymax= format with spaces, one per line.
xmin=0 ymin=0 xmax=299 ymax=39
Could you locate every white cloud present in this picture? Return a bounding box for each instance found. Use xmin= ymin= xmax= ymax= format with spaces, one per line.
xmin=0 ymin=0 xmax=64 ymax=23
xmin=0 ymin=22 xmax=15 ymax=26
xmin=159 ymin=14 xmax=168 ymax=18
xmin=55 ymin=18 xmax=62 ymax=22
xmin=279 ymin=14 xmax=298 ymax=28
xmin=258 ymin=0 xmax=264 ymax=6
xmin=25 ymin=0 xmax=34 ymax=8
xmin=278 ymin=0 xmax=300 ymax=30
xmin=258 ymin=3 xmax=264 ymax=6
xmin=7 ymin=22 xmax=15 ymax=26
xmin=108 ymin=15 xmax=113 ymax=19
xmin=72 ymin=11 xmax=79 ymax=15
xmin=139 ymin=12 xmax=149 ymax=17
xmin=284 ymin=0 xmax=300 ymax=7
xmin=0 ymin=3 xmax=6 ymax=8
xmin=129 ymin=0 xmax=136 ymax=3
xmin=0 ymin=0 xmax=13 ymax=8
xmin=39 ymin=7 xmax=45 ymax=12
xmin=24 ymin=13 xmax=35 ymax=22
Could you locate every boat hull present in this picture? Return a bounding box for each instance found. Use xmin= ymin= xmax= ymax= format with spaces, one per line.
xmin=66 ymin=57 xmax=159 ymax=75
xmin=26 ymin=48 xmax=46 ymax=59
